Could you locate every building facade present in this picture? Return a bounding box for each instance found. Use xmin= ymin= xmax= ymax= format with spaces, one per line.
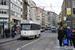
xmin=36 ymin=7 xmax=43 ymax=25
xmin=49 ymin=12 xmax=58 ymax=27
xmin=28 ymin=0 xmax=36 ymax=21
xmin=0 ymin=0 xmax=22 ymax=38
xmin=61 ymin=0 xmax=75 ymax=28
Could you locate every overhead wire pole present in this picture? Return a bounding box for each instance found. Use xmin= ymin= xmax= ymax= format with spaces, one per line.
xmin=8 ymin=0 xmax=11 ymax=29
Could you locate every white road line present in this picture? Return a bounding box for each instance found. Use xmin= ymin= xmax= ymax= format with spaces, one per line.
xmin=16 ymin=37 xmax=45 ymax=50
xmin=16 ymin=48 xmax=20 ymax=50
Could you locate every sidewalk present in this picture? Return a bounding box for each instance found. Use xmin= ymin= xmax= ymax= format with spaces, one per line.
xmin=54 ymin=40 xmax=73 ymax=50
xmin=0 ymin=35 xmax=20 ymax=44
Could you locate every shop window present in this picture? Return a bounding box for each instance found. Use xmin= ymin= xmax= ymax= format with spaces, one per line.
xmin=73 ymin=8 xmax=75 ymax=14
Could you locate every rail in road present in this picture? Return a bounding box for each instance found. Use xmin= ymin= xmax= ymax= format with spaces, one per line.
xmin=0 ymin=31 xmax=57 ymax=50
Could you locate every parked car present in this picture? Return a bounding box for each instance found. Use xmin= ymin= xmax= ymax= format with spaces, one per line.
xmin=41 ymin=27 xmax=45 ymax=32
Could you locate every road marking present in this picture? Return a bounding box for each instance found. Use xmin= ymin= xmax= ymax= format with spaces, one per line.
xmin=16 ymin=37 xmax=45 ymax=50
xmin=16 ymin=48 xmax=20 ymax=50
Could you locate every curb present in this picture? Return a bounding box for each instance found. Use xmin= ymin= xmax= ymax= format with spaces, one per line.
xmin=0 ymin=38 xmax=19 ymax=45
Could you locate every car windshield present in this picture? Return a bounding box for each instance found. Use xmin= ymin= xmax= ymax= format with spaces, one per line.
xmin=21 ymin=25 xmax=31 ymax=30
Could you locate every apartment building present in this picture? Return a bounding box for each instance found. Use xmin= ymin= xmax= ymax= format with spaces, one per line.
xmin=36 ymin=7 xmax=43 ymax=25
xmin=46 ymin=11 xmax=51 ymax=28
xmin=0 ymin=0 xmax=22 ymax=38
xmin=49 ymin=12 xmax=58 ymax=27
xmin=22 ymin=0 xmax=29 ymax=20
xmin=28 ymin=0 xmax=36 ymax=21
xmin=42 ymin=10 xmax=46 ymax=28
xmin=42 ymin=10 xmax=51 ymax=29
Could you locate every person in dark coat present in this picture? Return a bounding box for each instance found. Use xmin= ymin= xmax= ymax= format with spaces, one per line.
xmin=71 ymin=28 xmax=75 ymax=48
xmin=5 ymin=28 xmax=9 ymax=38
xmin=8 ymin=28 xmax=10 ymax=37
xmin=66 ymin=27 xmax=72 ymax=46
xmin=11 ymin=28 xmax=15 ymax=38
xmin=58 ymin=27 xmax=64 ymax=46
xmin=63 ymin=26 xmax=67 ymax=38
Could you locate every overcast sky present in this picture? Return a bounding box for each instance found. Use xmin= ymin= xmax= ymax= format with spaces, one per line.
xmin=33 ymin=0 xmax=63 ymax=15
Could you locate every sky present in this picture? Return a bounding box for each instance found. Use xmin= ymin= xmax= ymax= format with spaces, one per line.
xmin=33 ymin=0 xmax=63 ymax=15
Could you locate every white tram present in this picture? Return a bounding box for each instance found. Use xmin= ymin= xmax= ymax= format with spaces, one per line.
xmin=20 ymin=20 xmax=41 ymax=38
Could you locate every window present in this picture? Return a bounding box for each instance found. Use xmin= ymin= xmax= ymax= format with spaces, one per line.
xmin=31 ymin=24 xmax=36 ymax=30
xmin=0 ymin=9 xmax=7 ymax=14
xmin=11 ymin=3 xmax=13 ymax=8
xmin=73 ymin=8 xmax=75 ymax=14
xmin=14 ymin=0 xmax=17 ymax=2
xmin=0 ymin=0 xmax=6 ymax=5
xmin=21 ymin=25 xmax=31 ymax=30
xmin=31 ymin=24 xmax=40 ymax=30
xmin=15 ymin=13 xmax=16 ymax=16
xmin=3 ymin=0 xmax=6 ymax=5
xmin=73 ymin=1 xmax=75 ymax=6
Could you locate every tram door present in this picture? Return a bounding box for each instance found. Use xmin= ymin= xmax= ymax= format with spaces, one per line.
xmin=0 ymin=25 xmax=3 ymax=38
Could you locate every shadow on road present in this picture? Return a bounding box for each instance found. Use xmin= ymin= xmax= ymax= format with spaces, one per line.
xmin=18 ymin=37 xmax=40 ymax=41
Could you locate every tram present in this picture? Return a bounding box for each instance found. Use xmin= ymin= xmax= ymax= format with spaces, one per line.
xmin=20 ymin=20 xmax=41 ymax=38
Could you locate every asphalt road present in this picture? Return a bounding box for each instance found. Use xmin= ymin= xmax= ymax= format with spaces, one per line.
xmin=0 ymin=30 xmax=57 ymax=50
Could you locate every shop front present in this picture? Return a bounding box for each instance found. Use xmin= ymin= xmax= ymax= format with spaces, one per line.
xmin=0 ymin=18 xmax=7 ymax=38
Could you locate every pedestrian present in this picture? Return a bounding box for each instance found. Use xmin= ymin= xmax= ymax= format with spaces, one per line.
xmin=11 ymin=28 xmax=15 ymax=38
xmin=15 ymin=27 xmax=17 ymax=35
xmin=8 ymin=28 xmax=10 ymax=37
xmin=58 ymin=27 xmax=64 ymax=46
xmin=5 ymin=28 xmax=9 ymax=38
xmin=63 ymin=26 xmax=67 ymax=38
xmin=71 ymin=28 xmax=75 ymax=50
xmin=66 ymin=26 xmax=72 ymax=46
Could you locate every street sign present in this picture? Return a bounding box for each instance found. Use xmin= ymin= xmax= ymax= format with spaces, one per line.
xmin=10 ymin=18 xmax=12 ymax=22
xmin=67 ymin=8 xmax=71 ymax=15
xmin=64 ymin=16 xmax=66 ymax=20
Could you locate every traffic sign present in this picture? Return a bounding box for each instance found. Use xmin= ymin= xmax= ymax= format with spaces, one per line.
xmin=67 ymin=8 xmax=71 ymax=15
xmin=10 ymin=18 xmax=13 ymax=22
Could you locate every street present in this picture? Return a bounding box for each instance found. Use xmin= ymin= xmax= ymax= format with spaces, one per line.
xmin=0 ymin=30 xmax=57 ymax=50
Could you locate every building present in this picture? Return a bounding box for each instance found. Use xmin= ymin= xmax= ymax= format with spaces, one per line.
xmin=46 ymin=11 xmax=51 ymax=28
xmin=49 ymin=12 xmax=58 ymax=27
xmin=28 ymin=0 xmax=36 ymax=21
xmin=61 ymin=0 xmax=75 ymax=28
xmin=42 ymin=10 xmax=51 ymax=29
xmin=42 ymin=10 xmax=46 ymax=28
xmin=22 ymin=0 xmax=29 ymax=20
xmin=0 ymin=0 xmax=22 ymax=38
xmin=36 ymin=7 xmax=43 ymax=25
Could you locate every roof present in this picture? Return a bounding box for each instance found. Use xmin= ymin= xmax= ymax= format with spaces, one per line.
xmin=21 ymin=20 xmax=40 ymax=25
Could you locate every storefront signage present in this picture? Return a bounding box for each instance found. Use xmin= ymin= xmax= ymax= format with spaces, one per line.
xmin=0 ymin=18 xmax=7 ymax=22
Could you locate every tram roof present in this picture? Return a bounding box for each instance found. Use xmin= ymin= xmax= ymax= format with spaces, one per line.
xmin=21 ymin=20 xmax=40 ymax=25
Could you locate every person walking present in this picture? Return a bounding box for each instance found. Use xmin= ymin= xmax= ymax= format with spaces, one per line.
xmin=11 ymin=28 xmax=15 ymax=38
xmin=66 ymin=26 xmax=72 ymax=46
xmin=58 ymin=27 xmax=64 ymax=46
xmin=8 ymin=28 xmax=10 ymax=37
xmin=71 ymin=28 xmax=75 ymax=50
xmin=5 ymin=28 xmax=9 ymax=38
xmin=15 ymin=27 xmax=17 ymax=35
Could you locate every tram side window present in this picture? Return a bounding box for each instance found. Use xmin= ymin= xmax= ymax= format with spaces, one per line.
xmin=31 ymin=24 xmax=36 ymax=30
xmin=36 ymin=25 xmax=40 ymax=30
xmin=31 ymin=24 xmax=40 ymax=30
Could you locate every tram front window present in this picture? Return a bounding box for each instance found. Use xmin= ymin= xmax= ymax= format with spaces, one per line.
xmin=21 ymin=25 xmax=31 ymax=30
